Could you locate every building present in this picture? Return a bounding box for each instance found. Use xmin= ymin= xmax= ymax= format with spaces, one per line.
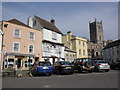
xmin=89 ymin=19 xmax=104 ymax=44
xmin=88 ymin=41 xmax=104 ymax=59
xmin=64 ymin=47 xmax=76 ymax=62
xmin=62 ymin=31 xmax=88 ymax=59
xmin=0 ymin=29 xmax=3 ymax=71
xmin=28 ymin=16 xmax=65 ymax=64
xmin=0 ymin=19 xmax=42 ymax=70
xmin=88 ymin=19 xmax=105 ymax=59
xmin=103 ymin=39 xmax=120 ymax=63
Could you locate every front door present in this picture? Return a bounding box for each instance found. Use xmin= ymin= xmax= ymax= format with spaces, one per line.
xmin=17 ymin=59 xmax=21 ymax=69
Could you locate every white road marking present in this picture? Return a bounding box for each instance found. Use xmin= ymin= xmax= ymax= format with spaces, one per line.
xmin=43 ymin=85 xmax=50 ymax=88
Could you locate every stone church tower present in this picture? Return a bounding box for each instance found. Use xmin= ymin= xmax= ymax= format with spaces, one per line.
xmin=88 ymin=19 xmax=105 ymax=60
xmin=89 ymin=19 xmax=104 ymax=44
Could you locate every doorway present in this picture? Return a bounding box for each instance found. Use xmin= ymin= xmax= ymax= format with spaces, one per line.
xmin=17 ymin=59 xmax=21 ymax=69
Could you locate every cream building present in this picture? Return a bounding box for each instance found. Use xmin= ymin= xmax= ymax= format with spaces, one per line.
xmin=62 ymin=31 xmax=88 ymax=59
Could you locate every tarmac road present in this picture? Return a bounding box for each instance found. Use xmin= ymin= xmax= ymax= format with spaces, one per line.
xmin=2 ymin=70 xmax=119 ymax=88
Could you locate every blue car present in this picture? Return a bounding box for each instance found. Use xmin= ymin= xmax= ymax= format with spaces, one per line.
xmin=30 ymin=61 xmax=53 ymax=76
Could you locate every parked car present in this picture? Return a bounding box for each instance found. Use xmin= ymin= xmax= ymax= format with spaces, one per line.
xmin=30 ymin=61 xmax=53 ymax=76
xmin=93 ymin=60 xmax=110 ymax=72
xmin=53 ymin=61 xmax=74 ymax=75
xmin=72 ymin=58 xmax=94 ymax=73
xmin=110 ymin=61 xmax=120 ymax=70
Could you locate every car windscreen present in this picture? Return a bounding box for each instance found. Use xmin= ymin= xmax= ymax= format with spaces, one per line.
xmin=81 ymin=58 xmax=91 ymax=62
xmin=60 ymin=61 xmax=71 ymax=65
xmin=39 ymin=62 xmax=51 ymax=66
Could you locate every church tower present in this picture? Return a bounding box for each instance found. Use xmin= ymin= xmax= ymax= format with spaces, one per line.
xmin=89 ymin=19 xmax=104 ymax=44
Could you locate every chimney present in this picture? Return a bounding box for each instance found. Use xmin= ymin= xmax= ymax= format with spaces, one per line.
xmin=27 ymin=16 xmax=33 ymax=28
xmin=50 ymin=18 xmax=55 ymax=25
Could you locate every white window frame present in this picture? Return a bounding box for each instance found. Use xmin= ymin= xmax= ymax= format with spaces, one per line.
xmin=13 ymin=28 xmax=21 ymax=38
xmin=28 ymin=44 xmax=34 ymax=53
xmin=52 ymin=32 xmax=57 ymax=40
xmin=29 ymin=32 xmax=35 ymax=41
xmin=13 ymin=42 xmax=20 ymax=52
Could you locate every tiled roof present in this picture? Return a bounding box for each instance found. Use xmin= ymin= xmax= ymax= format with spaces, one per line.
xmin=35 ymin=16 xmax=62 ymax=34
xmin=7 ymin=19 xmax=31 ymax=28
xmin=103 ymin=39 xmax=120 ymax=50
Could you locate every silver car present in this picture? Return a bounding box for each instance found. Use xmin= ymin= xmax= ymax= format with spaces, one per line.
xmin=94 ymin=60 xmax=110 ymax=72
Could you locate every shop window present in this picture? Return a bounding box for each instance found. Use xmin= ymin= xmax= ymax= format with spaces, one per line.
xmin=24 ymin=61 xmax=28 ymax=68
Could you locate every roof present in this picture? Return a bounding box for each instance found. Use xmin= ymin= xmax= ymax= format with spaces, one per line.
xmin=42 ymin=40 xmax=64 ymax=46
xmin=103 ymin=39 xmax=120 ymax=50
xmin=35 ymin=16 xmax=63 ymax=34
xmin=7 ymin=19 xmax=31 ymax=28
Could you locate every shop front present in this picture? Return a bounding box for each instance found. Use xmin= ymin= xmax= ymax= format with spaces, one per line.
xmin=3 ymin=53 xmax=36 ymax=70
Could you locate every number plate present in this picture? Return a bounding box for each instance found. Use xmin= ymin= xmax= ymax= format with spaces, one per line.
xmin=66 ymin=67 xmax=71 ymax=69
xmin=104 ymin=67 xmax=108 ymax=69
xmin=87 ymin=68 xmax=91 ymax=70
xmin=43 ymin=67 xmax=48 ymax=69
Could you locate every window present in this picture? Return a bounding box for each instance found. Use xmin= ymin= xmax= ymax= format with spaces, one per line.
xmin=29 ymin=32 xmax=35 ymax=40
xmin=14 ymin=29 xmax=21 ymax=38
xmin=13 ymin=42 xmax=20 ymax=52
xmin=33 ymin=20 xmax=36 ymax=26
xmin=83 ymin=50 xmax=85 ymax=56
xmin=79 ymin=41 xmax=81 ymax=45
xmin=28 ymin=44 xmax=34 ymax=53
xmin=79 ymin=49 xmax=81 ymax=55
xmin=52 ymin=32 xmax=57 ymax=40
xmin=83 ymin=42 xmax=85 ymax=46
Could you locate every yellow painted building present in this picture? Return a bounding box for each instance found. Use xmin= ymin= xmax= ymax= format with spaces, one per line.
xmin=62 ymin=31 xmax=88 ymax=59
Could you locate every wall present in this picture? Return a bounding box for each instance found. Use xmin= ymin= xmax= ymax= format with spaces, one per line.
xmin=73 ymin=37 xmax=88 ymax=58
xmin=43 ymin=28 xmax=62 ymax=43
xmin=103 ymin=45 xmax=120 ymax=63
xmin=2 ymin=21 xmax=42 ymax=58
xmin=0 ymin=29 xmax=3 ymax=71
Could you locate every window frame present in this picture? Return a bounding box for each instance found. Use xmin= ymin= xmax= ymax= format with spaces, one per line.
xmin=13 ymin=42 xmax=20 ymax=52
xmin=29 ymin=32 xmax=35 ymax=41
xmin=52 ymin=32 xmax=57 ymax=40
xmin=14 ymin=28 xmax=21 ymax=38
xmin=28 ymin=44 xmax=34 ymax=53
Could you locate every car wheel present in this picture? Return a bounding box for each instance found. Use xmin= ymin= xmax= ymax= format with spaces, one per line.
xmin=32 ymin=71 xmax=37 ymax=76
xmin=56 ymin=70 xmax=60 ymax=75
xmin=78 ymin=67 xmax=83 ymax=73
xmin=88 ymin=70 xmax=92 ymax=73
xmin=47 ymin=73 xmax=52 ymax=76
xmin=94 ymin=67 xmax=99 ymax=72
xmin=105 ymin=69 xmax=109 ymax=72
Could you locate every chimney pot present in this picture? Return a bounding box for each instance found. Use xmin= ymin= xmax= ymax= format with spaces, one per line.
xmin=50 ymin=18 xmax=55 ymax=25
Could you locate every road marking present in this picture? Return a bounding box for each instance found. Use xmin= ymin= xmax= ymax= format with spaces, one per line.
xmin=58 ymin=75 xmax=64 ymax=77
xmin=43 ymin=85 xmax=50 ymax=88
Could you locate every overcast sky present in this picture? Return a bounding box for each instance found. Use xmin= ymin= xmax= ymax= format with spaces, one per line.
xmin=1 ymin=2 xmax=118 ymax=40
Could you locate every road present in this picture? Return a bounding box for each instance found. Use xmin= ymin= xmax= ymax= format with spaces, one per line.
xmin=2 ymin=70 xmax=119 ymax=88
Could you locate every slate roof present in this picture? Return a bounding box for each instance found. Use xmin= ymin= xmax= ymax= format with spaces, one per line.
xmin=7 ymin=19 xmax=31 ymax=28
xmin=35 ymin=16 xmax=63 ymax=34
xmin=103 ymin=39 xmax=120 ymax=50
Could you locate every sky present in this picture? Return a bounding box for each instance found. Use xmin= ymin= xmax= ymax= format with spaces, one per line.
xmin=1 ymin=2 xmax=118 ymax=40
